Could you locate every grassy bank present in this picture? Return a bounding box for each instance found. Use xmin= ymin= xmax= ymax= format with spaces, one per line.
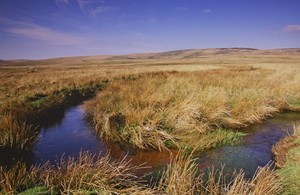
xmin=0 ymin=81 xmax=105 ymax=151
xmin=273 ymin=123 xmax=300 ymax=194
xmin=85 ymin=68 xmax=300 ymax=151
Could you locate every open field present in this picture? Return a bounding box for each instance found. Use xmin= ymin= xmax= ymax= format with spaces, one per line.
xmin=1 ymin=48 xmax=300 ymax=194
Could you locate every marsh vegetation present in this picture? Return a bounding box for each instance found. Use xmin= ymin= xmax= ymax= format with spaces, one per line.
xmin=1 ymin=48 xmax=300 ymax=194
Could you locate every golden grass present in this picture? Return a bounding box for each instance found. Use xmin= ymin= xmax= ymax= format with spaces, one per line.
xmin=157 ymin=151 xmax=282 ymax=195
xmin=0 ymin=152 xmax=156 ymax=194
xmin=1 ymin=151 xmax=283 ymax=195
xmin=0 ymin=162 xmax=38 ymax=194
xmin=0 ymin=115 xmax=38 ymax=150
xmin=40 ymin=152 xmax=153 ymax=194
xmin=0 ymin=49 xmax=300 ymax=194
xmin=157 ymin=151 xmax=198 ymax=194
xmin=85 ymin=67 xmax=300 ymax=150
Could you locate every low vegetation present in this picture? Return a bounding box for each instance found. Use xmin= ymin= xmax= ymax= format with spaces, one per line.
xmin=273 ymin=123 xmax=300 ymax=194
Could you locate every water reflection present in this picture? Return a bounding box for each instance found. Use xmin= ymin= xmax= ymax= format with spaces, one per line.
xmin=1 ymin=105 xmax=299 ymax=181
xmin=196 ymin=112 xmax=300 ymax=178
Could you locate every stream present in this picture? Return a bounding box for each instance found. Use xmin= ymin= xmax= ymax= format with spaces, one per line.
xmin=1 ymin=105 xmax=300 ymax=179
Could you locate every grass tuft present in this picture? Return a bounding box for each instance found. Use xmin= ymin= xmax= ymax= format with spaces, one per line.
xmin=0 ymin=115 xmax=38 ymax=150
xmin=157 ymin=151 xmax=282 ymax=195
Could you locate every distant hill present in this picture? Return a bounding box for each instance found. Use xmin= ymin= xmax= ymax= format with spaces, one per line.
xmin=1 ymin=48 xmax=299 ymax=67
xmin=0 ymin=59 xmax=29 ymax=65
xmin=0 ymin=60 xmax=5 ymax=65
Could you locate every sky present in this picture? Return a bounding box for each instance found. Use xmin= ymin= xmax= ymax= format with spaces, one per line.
xmin=0 ymin=0 xmax=300 ymax=59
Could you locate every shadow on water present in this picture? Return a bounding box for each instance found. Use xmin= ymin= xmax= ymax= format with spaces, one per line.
xmin=1 ymin=105 xmax=300 ymax=183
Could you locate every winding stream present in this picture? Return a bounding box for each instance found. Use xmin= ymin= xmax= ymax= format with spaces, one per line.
xmin=33 ymin=106 xmax=174 ymax=174
xmin=196 ymin=112 xmax=300 ymax=178
xmin=1 ymin=105 xmax=300 ymax=179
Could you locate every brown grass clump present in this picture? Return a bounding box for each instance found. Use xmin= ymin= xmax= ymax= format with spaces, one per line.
xmin=39 ymin=151 xmax=155 ymax=194
xmin=0 ymin=152 xmax=157 ymax=194
xmin=157 ymin=152 xmax=282 ymax=195
xmin=157 ymin=151 xmax=198 ymax=194
xmin=272 ymin=136 xmax=297 ymax=168
xmin=0 ymin=162 xmax=39 ymax=194
xmin=272 ymin=122 xmax=300 ymax=168
xmin=0 ymin=115 xmax=38 ymax=150
xmin=86 ymin=67 xmax=300 ymax=151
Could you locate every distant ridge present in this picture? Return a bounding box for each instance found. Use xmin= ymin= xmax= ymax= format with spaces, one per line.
xmin=0 ymin=59 xmax=29 ymax=65
xmin=1 ymin=48 xmax=299 ymax=67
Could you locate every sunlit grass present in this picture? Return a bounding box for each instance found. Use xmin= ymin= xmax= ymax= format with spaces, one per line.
xmin=0 ymin=152 xmax=155 ymax=194
xmin=1 ymin=151 xmax=283 ymax=194
xmin=85 ymin=68 xmax=300 ymax=150
xmin=157 ymin=151 xmax=282 ymax=195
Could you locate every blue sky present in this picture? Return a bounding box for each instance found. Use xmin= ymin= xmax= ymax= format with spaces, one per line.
xmin=0 ymin=0 xmax=300 ymax=59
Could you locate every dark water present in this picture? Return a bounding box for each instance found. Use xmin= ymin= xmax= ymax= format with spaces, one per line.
xmin=33 ymin=106 xmax=105 ymax=164
xmin=196 ymin=112 xmax=300 ymax=178
xmin=1 ymin=105 xmax=300 ymax=179
xmin=33 ymin=106 xmax=174 ymax=171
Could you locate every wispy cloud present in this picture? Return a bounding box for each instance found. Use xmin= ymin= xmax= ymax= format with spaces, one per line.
xmin=91 ymin=6 xmax=117 ymax=18
xmin=0 ymin=17 xmax=85 ymax=45
xmin=202 ymin=9 xmax=212 ymax=14
xmin=77 ymin=0 xmax=117 ymax=18
xmin=176 ymin=7 xmax=188 ymax=11
xmin=282 ymin=24 xmax=300 ymax=33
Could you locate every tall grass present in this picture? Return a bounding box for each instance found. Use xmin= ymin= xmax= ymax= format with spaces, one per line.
xmin=157 ymin=152 xmax=282 ymax=195
xmin=0 ymin=115 xmax=38 ymax=150
xmin=85 ymin=68 xmax=300 ymax=150
xmin=40 ymin=152 xmax=150 ymax=194
xmin=0 ymin=152 xmax=156 ymax=194
xmin=1 ymin=151 xmax=283 ymax=194
xmin=0 ymin=162 xmax=38 ymax=194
